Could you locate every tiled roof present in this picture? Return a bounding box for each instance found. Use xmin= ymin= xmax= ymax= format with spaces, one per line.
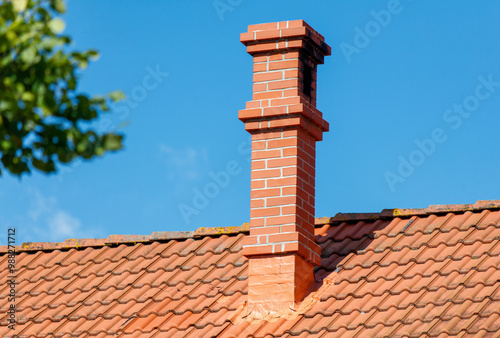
xmin=1 ymin=200 xmax=500 ymax=337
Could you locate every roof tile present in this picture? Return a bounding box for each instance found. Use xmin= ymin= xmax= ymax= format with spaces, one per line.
xmin=2 ymin=204 xmax=500 ymax=337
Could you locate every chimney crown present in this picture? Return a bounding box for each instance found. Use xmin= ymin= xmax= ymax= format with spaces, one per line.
xmin=240 ymin=20 xmax=331 ymax=64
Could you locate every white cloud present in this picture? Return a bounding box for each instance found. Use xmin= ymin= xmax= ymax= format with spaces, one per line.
xmin=10 ymin=189 xmax=104 ymax=243
xmin=48 ymin=211 xmax=81 ymax=238
xmin=158 ymin=144 xmax=210 ymax=181
xmin=28 ymin=189 xmax=56 ymax=221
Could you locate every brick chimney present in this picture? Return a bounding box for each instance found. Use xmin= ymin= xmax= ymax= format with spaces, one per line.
xmin=239 ymin=20 xmax=330 ymax=316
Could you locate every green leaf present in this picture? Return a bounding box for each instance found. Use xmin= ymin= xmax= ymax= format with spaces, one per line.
xmin=20 ymin=47 xmax=37 ymax=63
xmin=86 ymin=49 xmax=100 ymax=61
xmin=95 ymin=146 xmax=104 ymax=156
xmin=76 ymin=140 xmax=88 ymax=153
xmin=12 ymin=0 xmax=28 ymax=13
xmin=1 ymin=140 xmax=12 ymax=150
xmin=51 ymin=0 xmax=67 ymax=13
xmin=48 ymin=18 xmax=66 ymax=33
xmin=109 ymin=91 xmax=125 ymax=102
xmin=39 ymin=36 xmax=65 ymax=50
xmin=21 ymin=92 xmax=35 ymax=102
xmin=32 ymin=158 xmax=56 ymax=173
xmin=103 ymin=134 xmax=123 ymax=151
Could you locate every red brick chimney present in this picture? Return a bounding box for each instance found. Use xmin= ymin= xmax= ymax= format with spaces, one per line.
xmin=239 ymin=20 xmax=330 ymax=316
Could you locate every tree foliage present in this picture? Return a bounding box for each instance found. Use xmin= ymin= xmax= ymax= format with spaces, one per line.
xmin=0 ymin=0 xmax=124 ymax=177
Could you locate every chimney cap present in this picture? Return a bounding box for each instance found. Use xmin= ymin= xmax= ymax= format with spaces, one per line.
xmin=240 ymin=20 xmax=331 ymax=62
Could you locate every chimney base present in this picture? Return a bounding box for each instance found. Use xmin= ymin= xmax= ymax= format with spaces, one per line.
xmin=247 ymin=253 xmax=316 ymax=318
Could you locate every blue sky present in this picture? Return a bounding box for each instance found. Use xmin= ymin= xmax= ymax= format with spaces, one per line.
xmin=2 ymin=0 xmax=500 ymax=244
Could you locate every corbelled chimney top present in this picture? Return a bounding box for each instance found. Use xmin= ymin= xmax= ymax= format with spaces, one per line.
xmin=240 ymin=20 xmax=331 ymax=64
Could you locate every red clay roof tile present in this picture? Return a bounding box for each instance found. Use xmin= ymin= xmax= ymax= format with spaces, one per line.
xmin=2 ymin=203 xmax=500 ymax=336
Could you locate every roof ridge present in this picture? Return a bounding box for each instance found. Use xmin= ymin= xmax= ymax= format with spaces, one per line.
xmin=0 ymin=224 xmax=249 ymax=254
xmin=316 ymin=200 xmax=500 ymax=225
xmin=2 ymin=199 xmax=499 ymax=254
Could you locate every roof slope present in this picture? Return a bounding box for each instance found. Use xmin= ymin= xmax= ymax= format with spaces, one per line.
xmin=1 ymin=201 xmax=500 ymax=337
